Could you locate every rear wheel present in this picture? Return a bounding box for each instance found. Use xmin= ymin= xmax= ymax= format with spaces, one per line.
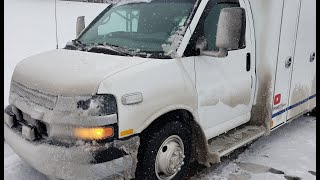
xmin=135 ymin=121 xmax=192 ymax=180
xmin=309 ymin=107 xmax=317 ymax=116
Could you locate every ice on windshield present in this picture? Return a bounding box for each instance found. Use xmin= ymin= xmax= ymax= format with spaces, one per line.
xmin=78 ymin=0 xmax=195 ymax=57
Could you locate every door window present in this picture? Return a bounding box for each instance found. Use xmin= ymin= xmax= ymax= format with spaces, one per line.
xmin=184 ymin=1 xmax=240 ymax=56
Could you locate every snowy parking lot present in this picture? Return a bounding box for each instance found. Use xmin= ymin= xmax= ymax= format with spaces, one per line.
xmin=5 ymin=115 xmax=316 ymax=180
xmin=190 ymin=115 xmax=316 ymax=180
xmin=4 ymin=0 xmax=316 ymax=179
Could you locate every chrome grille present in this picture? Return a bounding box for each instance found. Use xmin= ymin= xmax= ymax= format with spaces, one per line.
xmin=10 ymin=81 xmax=57 ymax=109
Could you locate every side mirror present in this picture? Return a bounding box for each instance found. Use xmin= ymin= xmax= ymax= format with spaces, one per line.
xmin=76 ymin=16 xmax=85 ymax=37
xmin=201 ymin=7 xmax=246 ymax=57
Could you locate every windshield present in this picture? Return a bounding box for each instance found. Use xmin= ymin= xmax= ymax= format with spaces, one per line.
xmin=77 ymin=0 xmax=196 ymax=55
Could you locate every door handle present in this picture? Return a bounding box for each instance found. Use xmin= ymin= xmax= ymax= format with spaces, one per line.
xmin=285 ymin=56 xmax=292 ymax=68
xmin=310 ymin=52 xmax=315 ymax=62
xmin=246 ymin=53 xmax=251 ymax=71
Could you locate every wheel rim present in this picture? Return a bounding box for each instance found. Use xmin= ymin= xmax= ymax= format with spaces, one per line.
xmin=155 ymin=135 xmax=185 ymax=180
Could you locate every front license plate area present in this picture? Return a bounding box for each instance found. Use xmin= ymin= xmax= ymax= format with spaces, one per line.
xmin=22 ymin=125 xmax=37 ymax=141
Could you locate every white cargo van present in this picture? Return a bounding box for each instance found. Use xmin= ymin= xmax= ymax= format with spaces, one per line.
xmin=4 ymin=0 xmax=316 ymax=179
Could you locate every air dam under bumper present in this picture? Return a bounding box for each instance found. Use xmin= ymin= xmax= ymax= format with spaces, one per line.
xmin=4 ymin=114 xmax=140 ymax=180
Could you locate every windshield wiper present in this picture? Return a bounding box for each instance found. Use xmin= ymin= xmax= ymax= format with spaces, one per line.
xmin=134 ymin=51 xmax=171 ymax=59
xmin=64 ymin=39 xmax=87 ymax=50
xmin=73 ymin=39 xmax=84 ymax=46
xmin=88 ymin=44 xmax=133 ymax=57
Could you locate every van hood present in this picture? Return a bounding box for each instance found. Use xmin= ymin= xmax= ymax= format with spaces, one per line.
xmin=12 ymin=49 xmax=151 ymax=96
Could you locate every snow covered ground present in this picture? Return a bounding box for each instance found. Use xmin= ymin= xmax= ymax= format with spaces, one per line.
xmin=5 ymin=115 xmax=316 ymax=180
xmin=4 ymin=0 xmax=316 ymax=179
xmin=190 ymin=115 xmax=316 ymax=180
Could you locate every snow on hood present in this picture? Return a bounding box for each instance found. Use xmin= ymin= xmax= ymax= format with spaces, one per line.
xmin=12 ymin=49 xmax=150 ymax=96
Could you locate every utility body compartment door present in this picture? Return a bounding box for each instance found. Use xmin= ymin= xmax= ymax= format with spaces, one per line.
xmin=287 ymin=0 xmax=316 ymax=119
xmin=272 ymin=0 xmax=316 ymax=124
xmin=271 ymin=0 xmax=301 ymax=127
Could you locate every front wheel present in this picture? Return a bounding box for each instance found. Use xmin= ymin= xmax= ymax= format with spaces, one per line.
xmin=135 ymin=121 xmax=192 ymax=180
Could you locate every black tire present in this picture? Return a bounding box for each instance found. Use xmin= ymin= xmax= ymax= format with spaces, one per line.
xmin=309 ymin=107 xmax=317 ymax=116
xmin=135 ymin=121 xmax=192 ymax=180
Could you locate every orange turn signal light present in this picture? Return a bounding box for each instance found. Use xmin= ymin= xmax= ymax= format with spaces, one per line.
xmin=74 ymin=127 xmax=113 ymax=140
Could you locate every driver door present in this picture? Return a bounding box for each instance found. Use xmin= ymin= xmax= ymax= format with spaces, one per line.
xmin=193 ymin=1 xmax=254 ymax=139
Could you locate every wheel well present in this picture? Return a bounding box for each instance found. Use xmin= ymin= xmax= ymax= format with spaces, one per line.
xmin=140 ymin=109 xmax=219 ymax=166
xmin=140 ymin=109 xmax=193 ymax=136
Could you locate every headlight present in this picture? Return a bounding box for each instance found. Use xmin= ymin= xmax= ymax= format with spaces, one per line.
xmin=73 ymin=126 xmax=114 ymax=140
xmin=76 ymin=95 xmax=117 ymax=116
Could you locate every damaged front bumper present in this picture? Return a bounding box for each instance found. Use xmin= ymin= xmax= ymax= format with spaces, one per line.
xmin=4 ymin=108 xmax=140 ymax=180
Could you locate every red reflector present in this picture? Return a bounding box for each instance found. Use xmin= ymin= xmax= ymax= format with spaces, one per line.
xmin=274 ymin=94 xmax=281 ymax=105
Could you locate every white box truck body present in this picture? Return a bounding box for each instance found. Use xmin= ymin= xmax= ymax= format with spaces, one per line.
xmin=4 ymin=0 xmax=316 ymax=179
